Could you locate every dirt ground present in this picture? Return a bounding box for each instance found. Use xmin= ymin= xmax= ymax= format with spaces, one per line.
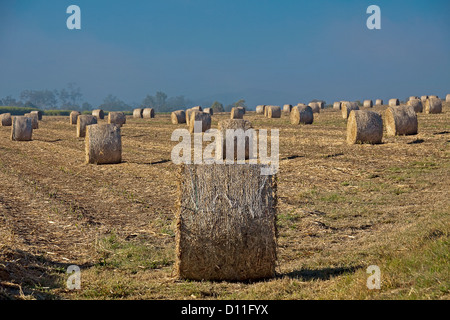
xmin=0 ymin=103 xmax=449 ymax=300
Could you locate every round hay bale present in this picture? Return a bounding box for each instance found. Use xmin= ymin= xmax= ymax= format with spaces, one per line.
xmin=341 ymin=101 xmax=359 ymax=119
xmin=176 ymin=163 xmax=277 ymax=281
xmin=267 ymin=105 xmax=281 ymax=118
xmin=30 ymin=110 xmax=43 ymax=121
xmin=230 ymin=107 xmax=244 ymax=119
xmin=0 ymin=113 xmax=12 ymax=127
xmin=290 ymin=105 xmax=313 ymax=125
xmin=92 ymin=109 xmax=104 ymax=120
xmin=333 ymin=102 xmax=342 ymax=110
xmin=375 ymin=99 xmax=383 ymax=106
xmin=389 ymin=99 xmax=400 ymax=107
xmin=191 ymin=106 xmax=203 ymax=112
xmin=217 ymin=119 xmax=254 ymax=160
xmin=11 ymin=116 xmax=32 ymax=141
xmin=171 ymin=110 xmax=186 ymax=124
xmin=24 ymin=113 xmax=39 ymax=129
xmin=203 ymin=108 xmax=214 ymax=116
xmin=70 ymin=111 xmax=81 ymax=125
xmin=108 ymin=111 xmax=126 ymax=127
xmin=317 ymin=101 xmax=325 ymax=109
xmin=385 ymin=105 xmax=418 ymax=136
xmin=446 ymin=94 xmax=450 ymax=103
xmin=428 ymin=95 xmax=438 ymax=99
xmin=189 ymin=111 xmax=211 ymax=133
xmin=133 ymin=108 xmax=143 ymax=118
xmin=77 ymin=115 xmax=98 ymax=138
xmin=424 ymin=97 xmax=442 ymax=114
xmin=420 ymin=96 xmax=428 ymax=103
xmin=85 ymin=124 xmax=122 ymax=165
xmin=363 ymin=100 xmax=373 ymax=108
xmin=237 ymin=106 xmax=246 ymax=115
xmin=407 ymin=99 xmax=423 ymax=113
xmin=283 ymin=104 xmax=293 ymax=113
xmin=346 ymin=110 xmax=383 ymax=145
xmin=142 ymin=108 xmax=155 ymax=119
xmin=255 ymin=105 xmax=265 ymax=114
xmin=308 ymin=102 xmax=320 ymax=114
xmin=409 ymin=96 xmax=419 ymax=101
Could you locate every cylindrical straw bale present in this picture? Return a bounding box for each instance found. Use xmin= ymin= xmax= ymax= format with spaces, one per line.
xmin=237 ymin=106 xmax=246 ymax=115
xmin=11 ymin=116 xmax=32 ymax=141
xmin=389 ymin=99 xmax=400 ymax=107
xmin=385 ymin=105 xmax=418 ymax=136
xmin=375 ymin=99 xmax=383 ymax=106
xmin=203 ymin=108 xmax=214 ymax=115
xmin=85 ymin=124 xmax=122 ymax=165
xmin=30 ymin=110 xmax=43 ymax=121
xmin=133 ymin=108 xmax=143 ymax=118
xmin=428 ymin=95 xmax=438 ymax=99
xmin=0 ymin=113 xmax=12 ymax=126
xmin=24 ymin=113 xmax=38 ymax=129
xmin=217 ymin=119 xmax=254 ymax=161
xmin=308 ymin=102 xmax=320 ymax=114
xmin=421 ymin=96 xmax=428 ymax=103
xmin=191 ymin=106 xmax=203 ymax=112
xmin=77 ymin=115 xmax=98 ymax=138
xmin=189 ymin=111 xmax=212 ymax=133
xmin=70 ymin=111 xmax=81 ymax=125
xmin=346 ymin=110 xmax=383 ymax=144
xmin=424 ymin=97 xmax=442 ymax=114
xmin=92 ymin=109 xmax=104 ymax=120
xmin=230 ymin=107 xmax=245 ymax=119
xmin=256 ymin=105 xmax=265 ymax=114
xmin=171 ymin=110 xmax=186 ymax=124
xmin=363 ymin=100 xmax=373 ymax=108
xmin=108 ymin=112 xmax=126 ymax=127
xmin=267 ymin=105 xmax=281 ymax=118
xmin=283 ymin=104 xmax=293 ymax=113
xmin=333 ymin=102 xmax=341 ymax=110
xmin=446 ymin=94 xmax=450 ymax=103
xmin=290 ymin=105 xmax=313 ymax=125
xmin=142 ymin=108 xmax=155 ymax=119
xmin=341 ymin=101 xmax=359 ymax=119
xmin=407 ymin=99 xmax=423 ymax=113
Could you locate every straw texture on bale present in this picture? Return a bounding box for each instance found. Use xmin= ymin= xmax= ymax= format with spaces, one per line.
xmin=341 ymin=101 xmax=359 ymax=119
xmin=385 ymin=105 xmax=418 ymax=136
xmin=30 ymin=110 xmax=43 ymax=121
xmin=446 ymin=94 xmax=450 ymax=103
xmin=424 ymin=97 xmax=442 ymax=114
xmin=428 ymin=95 xmax=438 ymax=99
xmin=85 ymin=124 xmax=122 ymax=165
xmin=407 ymin=99 xmax=423 ymax=113
xmin=230 ymin=107 xmax=245 ymax=119
xmin=171 ymin=110 xmax=186 ymax=124
xmin=11 ymin=116 xmax=32 ymax=141
xmin=389 ymin=99 xmax=400 ymax=107
xmin=421 ymin=96 xmax=428 ymax=102
xmin=217 ymin=119 xmax=254 ymax=161
xmin=290 ymin=105 xmax=313 ymax=125
xmin=283 ymin=104 xmax=292 ymax=113
xmin=363 ymin=100 xmax=373 ymax=108
xmin=256 ymin=105 xmax=265 ymax=114
xmin=176 ymin=163 xmax=277 ymax=281
xmin=203 ymin=108 xmax=214 ymax=115
xmin=0 ymin=113 xmax=12 ymax=126
xmin=317 ymin=101 xmax=325 ymax=109
xmin=267 ymin=105 xmax=281 ymax=118
xmin=375 ymin=99 xmax=383 ymax=106
xmin=409 ymin=96 xmax=418 ymax=101
xmin=346 ymin=110 xmax=383 ymax=145
xmin=24 ymin=113 xmax=39 ymax=129
xmin=92 ymin=109 xmax=104 ymax=120
xmin=108 ymin=112 xmax=126 ymax=127
xmin=189 ymin=111 xmax=212 ymax=133
xmin=308 ymin=102 xmax=320 ymax=114
xmin=77 ymin=115 xmax=98 ymax=138
xmin=333 ymin=102 xmax=341 ymax=110
xmin=192 ymin=106 xmax=203 ymax=112
xmin=142 ymin=108 xmax=155 ymax=119
xmin=133 ymin=108 xmax=143 ymax=118
xmin=70 ymin=111 xmax=81 ymax=125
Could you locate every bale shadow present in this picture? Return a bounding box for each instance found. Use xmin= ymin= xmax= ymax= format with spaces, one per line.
xmin=283 ymin=265 xmax=363 ymax=281
xmin=407 ymin=139 xmax=424 ymax=144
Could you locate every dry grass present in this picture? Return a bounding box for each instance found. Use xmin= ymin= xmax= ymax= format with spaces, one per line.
xmin=0 ymin=103 xmax=449 ymax=300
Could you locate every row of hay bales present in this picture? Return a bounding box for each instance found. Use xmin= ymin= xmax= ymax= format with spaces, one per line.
xmin=0 ymin=111 xmax=42 ymax=141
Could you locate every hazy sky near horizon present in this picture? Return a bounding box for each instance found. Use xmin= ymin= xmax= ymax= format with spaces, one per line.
xmin=0 ymin=0 xmax=449 ymax=107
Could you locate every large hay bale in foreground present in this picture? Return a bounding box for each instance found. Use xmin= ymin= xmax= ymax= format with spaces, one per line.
xmin=290 ymin=105 xmax=313 ymax=125
xmin=24 ymin=113 xmax=39 ymax=129
xmin=108 ymin=111 xmax=126 ymax=127
xmin=92 ymin=109 xmax=104 ymax=120
xmin=308 ymin=102 xmax=320 ymax=114
xmin=341 ymin=101 xmax=359 ymax=119
xmin=77 ymin=115 xmax=98 ymax=138
xmin=389 ymin=99 xmax=400 ymax=107
xmin=171 ymin=110 xmax=186 ymax=124
xmin=267 ymin=105 xmax=281 ymax=118
xmin=11 ymin=116 xmax=32 ymax=141
xmin=346 ymin=110 xmax=383 ymax=145
xmin=142 ymin=108 xmax=155 ymax=119
xmin=188 ymin=111 xmax=211 ymax=133
xmin=133 ymin=108 xmax=143 ymax=119
xmin=333 ymin=102 xmax=341 ymax=110
xmin=407 ymin=99 xmax=423 ymax=113
xmin=217 ymin=119 xmax=254 ymax=160
xmin=283 ymin=104 xmax=292 ymax=113
xmin=375 ymin=99 xmax=383 ymax=106
xmin=0 ymin=113 xmax=12 ymax=126
xmin=176 ymin=164 xmax=277 ymax=281
xmin=230 ymin=107 xmax=244 ymax=119
xmin=255 ymin=105 xmax=265 ymax=114
xmin=363 ymin=100 xmax=373 ymax=108
xmin=70 ymin=111 xmax=81 ymax=125
xmin=424 ymin=97 xmax=442 ymax=114
xmin=385 ymin=105 xmax=418 ymax=136
xmin=85 ymin=124 xmax=122 ymax=164
xmin=30 ymin=110 xmax=43 ymax=121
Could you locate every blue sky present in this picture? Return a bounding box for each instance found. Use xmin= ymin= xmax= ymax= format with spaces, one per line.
xmin=0 ymin=0 xmax=449 ymax=107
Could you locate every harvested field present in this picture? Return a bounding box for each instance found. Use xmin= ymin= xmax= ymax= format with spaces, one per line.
xmin=0 ymin=104 xmax=449 ymax=300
